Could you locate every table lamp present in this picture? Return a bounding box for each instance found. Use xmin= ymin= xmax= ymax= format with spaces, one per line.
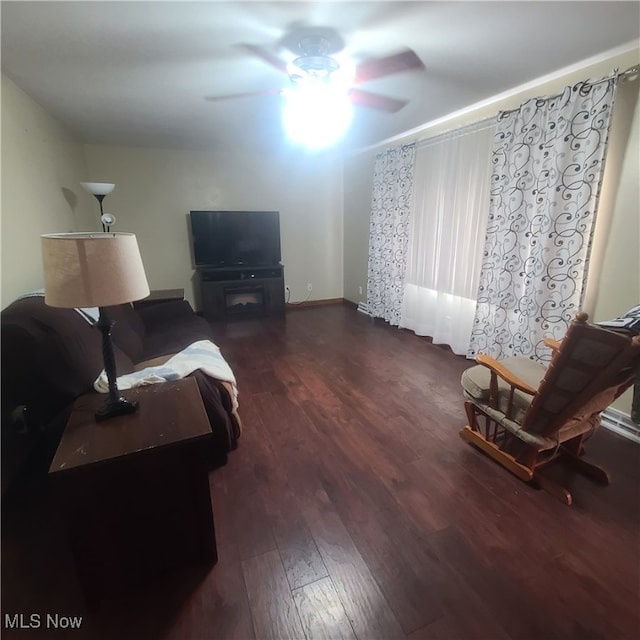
xmin=41 ymin=232 xmax=150 ymax=421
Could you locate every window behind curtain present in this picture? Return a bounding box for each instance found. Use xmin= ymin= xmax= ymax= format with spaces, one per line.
xmin=400 ymin=120 xmax=495 ymax=355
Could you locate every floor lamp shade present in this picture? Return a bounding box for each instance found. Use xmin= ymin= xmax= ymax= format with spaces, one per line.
xmin=41 ymin=232 xmax=150 ymax=308
xmin=80 ymin=182 xmax=115 ymax=197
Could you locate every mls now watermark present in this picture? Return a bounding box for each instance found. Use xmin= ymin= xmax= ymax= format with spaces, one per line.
xmin=5 ymin=613 xmax=83 ymax=630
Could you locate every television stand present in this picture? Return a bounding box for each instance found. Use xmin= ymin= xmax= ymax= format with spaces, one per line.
xmin=197 ymin=265 xmax=285 ymax=321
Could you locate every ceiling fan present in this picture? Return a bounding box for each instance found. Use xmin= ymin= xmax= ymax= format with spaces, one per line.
xmin=206 ymin=28 xmax=424 ymax=113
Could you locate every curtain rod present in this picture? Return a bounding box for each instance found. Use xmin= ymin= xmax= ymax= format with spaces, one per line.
xmin=352 ymin=60 xmax=639 ymax=157
xmin=413 ymin=64 xmax=638 ymax=148
xmin=498 ymin=65 xmax=638 ymax=118
xmin=413 ymin=116 xmax=496 ymax=150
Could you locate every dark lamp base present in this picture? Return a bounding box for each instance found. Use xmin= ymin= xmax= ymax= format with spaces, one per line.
xmin=95 ymin=397 xmax=138 ymax=422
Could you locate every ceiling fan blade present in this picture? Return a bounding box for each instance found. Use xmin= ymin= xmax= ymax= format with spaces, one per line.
xmin=349 ymin=89 xmax=408 ymax=113
xmin=239 ymin=43 xmax=289 ymax=75
xmin=205 ymin=88 xmax=283 ymax=102
xmin=354 ymin=49 xmax=424 ymax=84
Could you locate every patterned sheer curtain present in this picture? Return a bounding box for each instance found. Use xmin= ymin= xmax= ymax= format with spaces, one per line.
xmin=468 ymin=74 xmax=619 ymax=361
xmin=400 ymin=121 xmax=495 ymax=355
xmin=366 ymin=143 xmax=416 ymax=325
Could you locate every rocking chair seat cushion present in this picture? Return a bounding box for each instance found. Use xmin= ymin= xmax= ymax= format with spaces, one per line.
xmin=461 ymin=356 xmax=546 ymax=425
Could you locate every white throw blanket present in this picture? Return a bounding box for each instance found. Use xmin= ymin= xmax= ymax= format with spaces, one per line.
xmin=75 ymin=307 xmax=100 ymax=324
xmin=94 ymin=339 xmax=238 ymax=410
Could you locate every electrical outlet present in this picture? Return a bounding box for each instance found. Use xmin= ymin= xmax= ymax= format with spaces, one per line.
xmin=358 ymin=286 xmax=363 ymax=295
xmin=307 ymin=283 xmax=313 ymax=292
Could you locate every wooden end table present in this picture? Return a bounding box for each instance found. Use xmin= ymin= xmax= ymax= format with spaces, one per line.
xmin=49 ymin=377 xmax=217 ymax=605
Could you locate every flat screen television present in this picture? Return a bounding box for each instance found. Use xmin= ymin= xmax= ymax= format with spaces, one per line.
xmin=190 ymin=210 xmax=281 ymax=268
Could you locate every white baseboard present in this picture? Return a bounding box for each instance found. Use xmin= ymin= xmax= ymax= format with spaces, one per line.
xmin=601 ymin=408 xmax=640 ymax=444
xmin=357 ymin=302 xmax=372 ymax=317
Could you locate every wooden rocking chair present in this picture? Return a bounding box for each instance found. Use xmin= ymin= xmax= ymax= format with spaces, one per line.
xmin=460 ymin=312 xmax=640 ymax=505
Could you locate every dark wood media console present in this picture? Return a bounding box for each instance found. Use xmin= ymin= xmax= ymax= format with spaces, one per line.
xmin=197 ymin=264 xmax=285 ymax=321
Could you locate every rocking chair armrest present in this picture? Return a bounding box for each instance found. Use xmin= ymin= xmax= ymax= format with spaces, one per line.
xmin=543 ymin=337 xmax=562 ymax=353
xmin=476 ymin=354 xmax=539 ymax=396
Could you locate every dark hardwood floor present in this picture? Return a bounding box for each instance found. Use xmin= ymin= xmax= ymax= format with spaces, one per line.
xmin=3 ymin=304 xmax=640 ymax=639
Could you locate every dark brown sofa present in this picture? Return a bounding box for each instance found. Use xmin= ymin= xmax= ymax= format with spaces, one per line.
xmin=1 ymin=296 xmax=240 ymax=493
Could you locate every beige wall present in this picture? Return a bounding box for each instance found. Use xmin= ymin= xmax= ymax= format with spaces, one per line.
xmin=591 ymin=78 xmax=640 ymax=413
xmin=1 ymin=73 xmax=344 ymax=312
xmin=591 ymin=82 xmax=640 ymax=322
xmin=1 ymin=74 xmax=94 ymax=308
xmin=343 ymin=149 xmax=376 ymax=305
xmin=82 ymin=145 xmax=344 ymax=310
xmin=343 ymin=47 xmax=639 ymax=414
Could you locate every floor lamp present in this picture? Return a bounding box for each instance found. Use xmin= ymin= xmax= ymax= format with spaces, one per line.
xmin=41 ymin=232 xmax=150 ymax=421
xmin=81 ymin=182 xmax=115 ymax=232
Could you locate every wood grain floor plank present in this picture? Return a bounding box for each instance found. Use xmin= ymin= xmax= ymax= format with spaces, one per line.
xmin=164 ymin=546 xmax=255 ymax=640
xmin=334 ymin=504 xmax=445 ymax=634
xmin=520 ymin=550 xmax=640 ymax=640
xmin=227 ymin=484 xmax=277 ymax=561
xmin=257 ymin=390 xmax=328 ymax=502
xmin=408 ymin=611 xmax=510 ymax=640
xmin=426 ymin=526 xmax=555 ymax=640
xmin=292 ymin=576 xmax=357 ymax=640
xmin=252 ymin=419 xmax=330 ymax=589
xmin=308 ymin=412 xmax=407 ymax=524
xmin=302 ymin=493 xmax=406 ymax=640
xmin=242 ymin=549 xmax=306 ymax=640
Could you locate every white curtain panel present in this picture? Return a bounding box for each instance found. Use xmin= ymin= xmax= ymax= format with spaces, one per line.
xmin=468 ymin=75 xmax=618 ymax=361
xmin=366 ymin=143 xmax=416 ymax=326
xmin=400 ymin=122 xmax=496 ymax=355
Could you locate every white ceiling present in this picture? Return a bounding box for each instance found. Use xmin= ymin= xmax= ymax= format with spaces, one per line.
xmin=2 ymin=1 xmax=639 ymax=154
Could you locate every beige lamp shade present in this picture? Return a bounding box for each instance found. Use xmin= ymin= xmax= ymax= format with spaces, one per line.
xmin=41 ymin=232 xmax=150 ymax=308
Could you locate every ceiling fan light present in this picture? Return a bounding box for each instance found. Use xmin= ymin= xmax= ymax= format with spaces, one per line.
xmin=283 ymin=85 xmax=352 ymax=149
xmin=291 ymin=54 xmax=339 ymax=76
